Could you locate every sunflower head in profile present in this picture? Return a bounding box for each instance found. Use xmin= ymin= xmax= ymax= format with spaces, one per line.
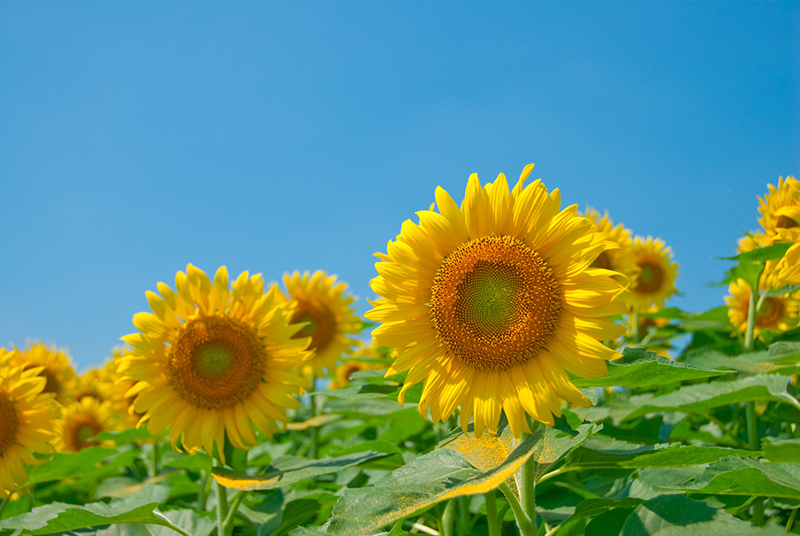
xmin=279 ymin=270 xmax=361 ymax=377
xmin=365 ymin=165 xmax=627 ymax=437
xmin=628 ymin=236 xmax=679 ymax=312
xmin=726 ymin=278 xmax=799 ymax=336
xmin=121 ymin=264 xmax=313 ymax=461
xmin=10 ymin=342 xmax=78 ymax=405
xmin=55 ymin=398 xmax=115 ymax=453
xmin=0 ymin=349 xmax=59 ymax=496
xmin=758 ymin=176 xmax=800 ymax=242
xmin=99 ymin=349 xmax=141 ymax=430
xmin=582 ymin=207 xmax=636 ymax=279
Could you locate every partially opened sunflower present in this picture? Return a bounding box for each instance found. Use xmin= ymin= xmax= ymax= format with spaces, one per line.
xmin=366 ymin=165 xmax=627 ymax=437
xmin=121 ymin=264 xmax=312 ymax=460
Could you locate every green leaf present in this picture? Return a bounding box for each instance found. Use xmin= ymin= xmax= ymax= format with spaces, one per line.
xmin=720 ymin=242 xmax=793 ymax=263
xmin=0 ymin=484 xmax=172 ymax=535
xmin=620 ymin=494 xmax=785 ymax=535
xmin=639 ymin=457 xmax=800 ymax=499
xmin=762 ymin=437 xmax=800 ymax=462
xmin=682 ymin=349 xmax=798 ymax=376
xmin=92 ymin=427 xmax=158 ymax=444
xmin=212 ymin=451 xmax=389 ymax=491
xmin=569 ymin=439 xmax=757 ymax=470
xmin=22 ymin=447 xmax=118 ymax=487
xmin=162 ymin=451 xmax=214 ymax=473
xmin=765 ymin=284 xmax=800 ymax=297
xmin=145 ymin=509 xmax=214 ymax=536
xmin=329 ymin=440 xmax=404 ymax=470
xmin=572 ymin=348 xmax=731 ymax=389
xmin=576 ymin=374 xmax=800 ymax=422
xmin=325 ymin=424 xmax=596 ymax=536
xmin=586 ymin=507 xmax=638 ymax=536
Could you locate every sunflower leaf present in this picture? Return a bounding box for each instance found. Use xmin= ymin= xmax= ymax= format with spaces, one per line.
xmin=620 ymin=494 xmax=785 ymax=535
xmin=324 ymin=424 xmax=596 ymax=536
xmin=576 ymin=374 xmax=799 ymax=423
xmin=571 ymin=347 xmax=732 ymax=389
xmin=212 ymin=451 xmax=389 ymax=491
xmin=0 ymin=484 xmax=173 ymax=535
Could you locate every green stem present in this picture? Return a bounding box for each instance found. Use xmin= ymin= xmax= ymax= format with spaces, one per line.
xmin=198 ymin=471 xmax=210 ymax=511
xmin=631 ymin=309 xmax=641 ymax=344
xmin=519 ymin=421 xmax=540 ymax=530
xmin=745 ymin=284 xmax=760 ymax=352
xmin=151 ymin=440 xmax=161 ymax=478
xmin=150 ymin=512 xmax=194 ymax=536
xmin=0 ymin=496 xmax=8 ymax=519
xmin=786 ymin=506 xmax=798 ymax=532
xmin=222 ymin=491 xmax=247 ymax=535
xmin=485 ymin=490 xmax=501 ymax=536
xmin=215 ymin=479 xmax=229 ymax=536
xmin=499 ymin=483 xmax=535 ymax=536
xmin=310 ymin=370 xmax=319 ymax=459
xmin=441 ymin=500 xmax=456 ymax=536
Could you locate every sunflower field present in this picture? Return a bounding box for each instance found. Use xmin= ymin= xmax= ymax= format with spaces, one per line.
xmin=2 ymin=168 xmax=800 ymax=536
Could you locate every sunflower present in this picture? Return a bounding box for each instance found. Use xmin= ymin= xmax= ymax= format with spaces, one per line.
xmin=758 ymin=176 xmax=800 ymax=241
xmin=725 ymin=278 xmax=799 ymax=336
xmin=55 ymin=398 xmax=115 ymax=453
xmin=365 ymin=165 xmax=627 ymax=437
xmin=627 ymin=236 xmax=679 ymax=312
xmin=0 ymin=349 xmax=60 ymax=496
xmin=10 ymin=342 xmax=78 ymax=405
xmin=121 ymin=264 xmax=312 ymax=460
xmin=278 ymin=270 xmax=361 ymax=377
xmin=581 ymin=207 xmax=636 ymax=279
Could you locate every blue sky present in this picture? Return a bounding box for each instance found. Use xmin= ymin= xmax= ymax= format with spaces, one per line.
xmin=1 ymin=2 xmax=798 ymax=370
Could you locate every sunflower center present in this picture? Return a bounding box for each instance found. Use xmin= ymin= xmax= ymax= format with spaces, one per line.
xmin=634 ymin=260 xmax=664 ymax=294
xmin=291 ymin=304 xmax=336 ymax=353
xmin=430 ymin=235 xmax=562 ymax=371
xmin=67 ymin=416 xmax=103 ymax=451
xmin=170 ymin=316 xmax=266 ymax=409
xmin=776 ymin=215 xmax=798 ymax=229
xmin=757 ymin=297 xmax=783 ymax=327
xmin=0 ymin=390 xmax=19 ymax=456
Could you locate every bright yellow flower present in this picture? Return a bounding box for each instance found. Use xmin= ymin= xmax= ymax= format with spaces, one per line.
xmin=0 ymin=349 xmax=59 ymax=497
xmin=10 ymin=342 xmax=78 ymax=405
xmin=74 ymin=368 xmax=109 ymax=404
xmin=278 ymin=271 xmax=361 ymax=377
xmin=758 ymin=176 xmax=800 ymax=241
xmin=366 ymin=165 xmax=627 ymax=437
xmin=55 ymin=398 xmax=115 ymax=453
xmin=725 ymin=278 xmax=799 ymax=336
xmin=628 ymin=236 xmax=679 ymax=311
xmin=98 ymin=349 xmax=140 ymax=430
xmin=582 ymin=207 xmax=636 ymax=279
xmin=121 ymin=264 xmax=312 ymax=460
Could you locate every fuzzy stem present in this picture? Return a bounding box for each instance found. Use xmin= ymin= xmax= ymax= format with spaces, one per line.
xmin=215 ymin=479 xmax=229 ymax=536
xmin=519 ymin=420 xmax=540 ymax=529
xmin=786 ymin=507 xmax=798 ymax=532
xmin=222 ymin=491 xmax=247 ymax=535
xmin=498 ymin=483 xmax=535 ymax=536
xmin=197 ymin=471 xmax=210 ymax=511
xmin=441 ymin=500 xmax=456 ymax=536
xmin=485 ymin=490 xmax=501 ymax=536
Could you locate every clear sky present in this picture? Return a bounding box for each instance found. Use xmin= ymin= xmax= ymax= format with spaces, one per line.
xmin=1 ymin=2 xmax=798 ymax=370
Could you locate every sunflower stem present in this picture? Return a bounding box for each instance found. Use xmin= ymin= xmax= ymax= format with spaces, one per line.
xmin=222 ymin=491 xmax=247 ymax=535
xmin=499 ymin=483 xmax=535 ymax=536
xmin=519 ymin=420 xmax=540 ymax=531
xmin=743 ymin=284 xmax=765 ymax=525
xmin=786 ymin=506 xmax=798 ymax=532
xmin=441 ymin=500 xmax=456 ymax=536
xmin=215 ymin=479 xmax=229 ymax=536
xmin=0 ymin=496 xmax=7 ymax=519
xmin=198 ymin=471 xmax=210 ymax=511
xmin=631 ymin=309 xmax=640 ymax=344
xmin=457 ymin=496 xmax=470 ymax=535
xmin=309 ymin=370 xmax=320 ymax=459
xmin=485 ymin=490 xmax=501 ymax=536
xmin=744 ymin=285 xmax=759 ymax=352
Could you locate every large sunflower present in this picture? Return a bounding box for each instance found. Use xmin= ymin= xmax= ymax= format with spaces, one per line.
xmin=726 ymin=278 xmax=799 ymax=336
xmin=628 ymin=236 xmax=679 ymax=311
xmin=55 ymin=398 xmax=115 ymax=453
xmin=121 ymin=265 xmax=313 ymax=460
xmin=0 ymin=349 xmax=60 ymax=496
xmin=582 ymin=207 xmax=636 ymax=279
xmin=10 ymin=342 xmax=78 ymax=405
xmin=279 ymin=270 xmax=361 ymax=377
xmin=365 ymin=165 xmax=627 ymax=437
